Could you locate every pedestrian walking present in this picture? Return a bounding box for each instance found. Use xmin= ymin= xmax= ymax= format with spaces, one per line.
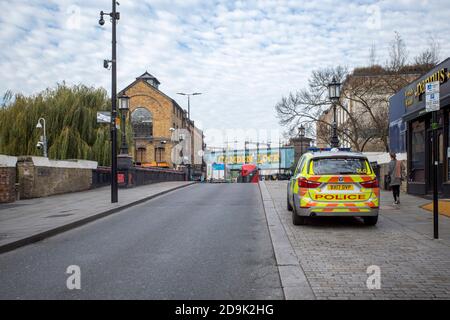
xmin=388 ymin=153 xmax=405 ymax=205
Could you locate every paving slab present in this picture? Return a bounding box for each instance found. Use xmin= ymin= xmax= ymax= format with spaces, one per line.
xmin=263 ymin=180 xmax=450 ymax=300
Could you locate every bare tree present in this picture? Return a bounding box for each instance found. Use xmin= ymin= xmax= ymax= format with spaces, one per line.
xmin=276 ymin=32 xmax=439 ymax=152
xmin=275 ymin=66 xmax=376 ymax=151
xmin=275 ymin=64 xmax=422 ymax=152
xmin=414 ymin=37 xmax=440 ymax=67
xmin=388 ymin=31 xmax=408 ymax=72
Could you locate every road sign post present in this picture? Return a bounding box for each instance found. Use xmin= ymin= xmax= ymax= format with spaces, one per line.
xmin=426 ymin=81 xmax=440 ymax=239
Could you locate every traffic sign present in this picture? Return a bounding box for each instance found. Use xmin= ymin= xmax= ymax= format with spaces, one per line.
xmin=426 ymin=81 xmax=440 ymax=112
xmin=97 ymin=111 xmax=111 ymax=123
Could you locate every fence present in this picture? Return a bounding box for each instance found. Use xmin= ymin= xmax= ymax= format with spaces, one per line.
xmin=92 ymin=166 xmax=186 ymax=189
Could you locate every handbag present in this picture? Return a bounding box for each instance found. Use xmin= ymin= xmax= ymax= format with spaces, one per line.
xmin=386 ymin=174 xmax=391 ymax=185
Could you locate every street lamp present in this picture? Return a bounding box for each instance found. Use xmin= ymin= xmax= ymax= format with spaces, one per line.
xmin=176 ymin=92 xmax=202 ymax=120
xmin=328 ymin=76 xmax=341 ymax=148
xmin=299 ymin=125 xmax=305 ymax=138
xmin=298 ymin=124 xmax=306 ymax=155
xmin=36 ymin=118 xmax=47 ymax=158
xmin=118 ymin=93 xmax=130 ymax=154
xmin=99 ymin=1 xmax=121 ymax=203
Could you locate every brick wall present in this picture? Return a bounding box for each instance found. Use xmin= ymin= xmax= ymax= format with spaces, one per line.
xmin=17 ymin=156 xmax=97 ymax=199
xmin=0 ymin=155 xmax=17 ymax=203
xmin=0 ymin=167 xmax=16 ymax=203
xmin=125 ymin=81 xmax=173 ymax=165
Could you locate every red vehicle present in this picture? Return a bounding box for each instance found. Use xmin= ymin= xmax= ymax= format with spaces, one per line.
xmin=239 ymin=164 xmax=259 ymax=183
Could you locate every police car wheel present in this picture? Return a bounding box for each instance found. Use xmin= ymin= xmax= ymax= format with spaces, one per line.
xmin=363 ymin=216 xmax=378 ymax=226
xmin=287 ymin=194 xmax=293 ymax=211
xmin=292 ymin=211 xmax=306 ymax=225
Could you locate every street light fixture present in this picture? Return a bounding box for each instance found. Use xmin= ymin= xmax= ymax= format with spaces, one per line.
xmin=36 ymin=118 xmax=47 ymax=158
xmin=99 ymin=1 xmax=121 ymax=203
xmin=299 ymin=125 xmax=306 ymax=138
xmin=328 ymin=76 xmax=341 ymax=148
xmin=118 ymin=93 xmax=130 ymax=154
xmin=176 ymin=92 xmax=202 ymax=120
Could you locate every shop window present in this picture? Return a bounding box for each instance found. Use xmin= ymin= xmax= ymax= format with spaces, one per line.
xmin=410 ymin=120 xmax=425 ymax=182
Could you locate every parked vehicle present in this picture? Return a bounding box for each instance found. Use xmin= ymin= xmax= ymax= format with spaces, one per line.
xmin=238 ymin=164 xmax=260 ymax=183
xmin=287 ymin=148 xmax=380 ymax=226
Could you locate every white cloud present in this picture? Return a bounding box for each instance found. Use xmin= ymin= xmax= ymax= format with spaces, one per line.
xmin=1 ymin=0 xmax=450 ymax=147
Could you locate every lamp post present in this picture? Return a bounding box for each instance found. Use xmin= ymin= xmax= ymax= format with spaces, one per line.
xmin=99 ymin=1 xmax=121 ymax=203
xmin=36 ymin=118 xmax=47 ymax=158
xmin=176 ymin=92 xmax=202 ymax=120
xmin=118 ymin=94 xmax=130 ymax=154
xmin=299 ymin=124 xmax=306 ymax=155
xmin=328 ymin=76 xmax=341 ymax=148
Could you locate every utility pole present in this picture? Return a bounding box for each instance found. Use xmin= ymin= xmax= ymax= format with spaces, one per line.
xmin=256 ymin=142 xmax=260 ymax=166
xmin=244 ymin=141 xmax=248 ymax=164
xmin=177 ymin=92 xmax=202 ymax=120
xmin=99 ymin=1 xmax=120 ymax=203
xmin=278 ymin=138 xmax=282 ymax=176
xmin=223 ymin=147 xmax=227 ymax=182
xmin=432 ymin=111 xmax=439 ymax=239
xmin=426 ymin=81 xmax=440 ymax=239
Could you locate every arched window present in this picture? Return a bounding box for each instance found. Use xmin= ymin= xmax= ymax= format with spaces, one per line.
xmin=131 ymin=107 xmax=153 ymax=138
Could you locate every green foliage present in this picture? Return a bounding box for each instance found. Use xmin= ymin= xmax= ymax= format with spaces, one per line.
xmin=0 ymin=83 xmax=119 ymax=166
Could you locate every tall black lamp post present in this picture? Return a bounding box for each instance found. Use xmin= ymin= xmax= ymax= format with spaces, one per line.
xmin=328 ymin=76 xmax=341 ymax=148
xmin=299 ymin=124 xmax=306 ymax=154
xmin=99 ymin=1 xmax=121 ymax=203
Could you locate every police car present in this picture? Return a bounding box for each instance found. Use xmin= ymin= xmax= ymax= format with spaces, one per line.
xmin=287 ymin=148 xmax=379 ymax=226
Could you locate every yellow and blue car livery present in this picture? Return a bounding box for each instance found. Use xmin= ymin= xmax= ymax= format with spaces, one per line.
xmin=287 ymin=149 xmax=379 ymax=226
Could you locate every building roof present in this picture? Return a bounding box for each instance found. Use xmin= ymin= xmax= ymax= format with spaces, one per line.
xmin=119 ymin=72 xmax=198 ymax=128
xmin=119 ymin=72 xmax=182 ymax=110
xmin=136 ymin=71 xmax=160 ymax=85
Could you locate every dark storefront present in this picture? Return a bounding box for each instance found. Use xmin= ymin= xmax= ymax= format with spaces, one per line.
xmin=389 ymin=58 xmax=450 ymax=196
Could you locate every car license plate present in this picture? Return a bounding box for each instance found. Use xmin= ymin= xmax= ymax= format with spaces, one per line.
xmin=328 ymin=184 xmax=354 ymax=191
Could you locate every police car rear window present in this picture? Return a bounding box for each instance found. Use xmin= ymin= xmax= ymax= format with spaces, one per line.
xmin=311 ymin=158 xmax=371 ymax=175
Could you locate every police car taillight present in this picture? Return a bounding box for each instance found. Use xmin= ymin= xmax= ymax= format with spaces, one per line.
xmin=298 ymin=177 xmax=321 ymax=189
xmin=360 ymin=180 xmax=379 ymax=188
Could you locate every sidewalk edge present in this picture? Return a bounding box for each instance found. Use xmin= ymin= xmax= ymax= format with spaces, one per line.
xmin=0 ymin=182 xmax=196 ymax=255
xmin=258 ymin=180 xmax=316 ymax=300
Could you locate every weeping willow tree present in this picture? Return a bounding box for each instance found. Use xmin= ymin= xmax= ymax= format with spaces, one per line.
xmin=0 ymin=83 xmax=131 ymax=166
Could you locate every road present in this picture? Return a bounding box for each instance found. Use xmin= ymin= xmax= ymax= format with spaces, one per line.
xmin=0 ymin=183 xmax=283 ymax=299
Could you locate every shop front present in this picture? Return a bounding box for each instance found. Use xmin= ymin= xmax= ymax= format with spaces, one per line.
xmin=389 ymin=58 xmax=450 ymax=196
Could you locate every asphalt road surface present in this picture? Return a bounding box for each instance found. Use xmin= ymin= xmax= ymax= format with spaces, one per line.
xmin=0 ymin=183 xmax=283 ymax=299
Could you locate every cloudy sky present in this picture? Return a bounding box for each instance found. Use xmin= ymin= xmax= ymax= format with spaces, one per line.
xmin=1 ymin=0 xmax=450 ymax=147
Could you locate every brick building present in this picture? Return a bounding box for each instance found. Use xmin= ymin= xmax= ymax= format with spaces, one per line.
xmin=119 ymin=72 xmax=205 ymax=177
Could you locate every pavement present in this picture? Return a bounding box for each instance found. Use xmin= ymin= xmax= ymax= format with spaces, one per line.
xmin=0 ymin=181 xmax=195 ymax=254
xmin=262 ymin=180 xmax=450 ymax=300
xmin=0 ymin=183 xmax=283 ymax=299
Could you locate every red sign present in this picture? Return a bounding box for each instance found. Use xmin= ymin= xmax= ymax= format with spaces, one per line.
xmin=117 ymin=173 xmax=125 ymax=184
